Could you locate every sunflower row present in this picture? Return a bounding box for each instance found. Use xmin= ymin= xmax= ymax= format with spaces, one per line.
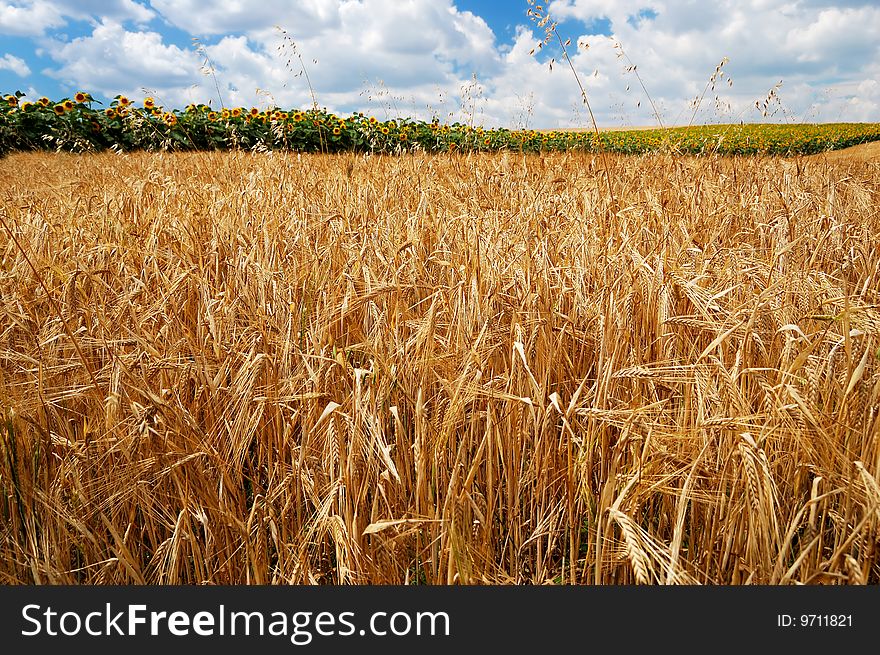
xmin=2 ymin=91 xmax=879 ymax=156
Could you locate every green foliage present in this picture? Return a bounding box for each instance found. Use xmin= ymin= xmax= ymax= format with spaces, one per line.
xmin=2 ymin=90 xmax=879 ymax=156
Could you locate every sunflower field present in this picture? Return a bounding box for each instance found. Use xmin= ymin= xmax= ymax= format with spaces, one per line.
xmin=2 ymin=90 xmax=879 ymax=156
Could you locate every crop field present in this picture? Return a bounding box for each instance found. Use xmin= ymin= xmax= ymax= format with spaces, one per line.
xmin=1 ymin=145 xmax=878 ymax=585
xmin=3 ymin=93 xmax=880 ymax=157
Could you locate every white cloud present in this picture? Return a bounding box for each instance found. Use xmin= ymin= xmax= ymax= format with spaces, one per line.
xmin=0 ymin=0 xmax=152 ymax=35
xmin=51 ymin=0 xmax=153 ymax=24
xmin=149 ymin=0 xmax=340 ymax=37
xmin=0 ymin=52 xmax=31 ymax=75
xmin=0 ymin=1 xmax=66 ymax=36
xmin=15 ymin=0 xmax=880 ymax=127
xmin=45 ymin=20 xmax=204 ymax=104
xmin=784 ymin=7 xmax=880 ymax=65
xmin=538 ymin=0 xmax=880 ymax=125
xmin=171 ymin=0 xmax=501 ymax=115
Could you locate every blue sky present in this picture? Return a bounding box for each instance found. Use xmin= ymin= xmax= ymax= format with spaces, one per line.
xmin=1 ymin=1 xmax=878 ymax=127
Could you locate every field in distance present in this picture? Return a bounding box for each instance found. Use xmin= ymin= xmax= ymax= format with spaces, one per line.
xmin=531 ymin=122 xmax=880 ymax=156
xmin=1 ymin=148 xmax=878 ymax=584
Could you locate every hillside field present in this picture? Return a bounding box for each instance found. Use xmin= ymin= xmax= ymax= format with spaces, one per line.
xmin=1 ymin=147 xmax=879 ymax=584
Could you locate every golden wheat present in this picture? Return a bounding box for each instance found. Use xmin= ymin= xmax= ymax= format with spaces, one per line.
xmin=0 ymin=147 xmax=878 ymax=585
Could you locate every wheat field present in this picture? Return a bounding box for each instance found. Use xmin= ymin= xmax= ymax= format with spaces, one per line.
xmin=0 ymin=148 xmax=878 ymax=585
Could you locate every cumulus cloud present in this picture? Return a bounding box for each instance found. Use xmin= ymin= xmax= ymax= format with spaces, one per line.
xmin=0 ymin=1 xmax=66 ymax=36
xmin=0 ymin=52 xmax=31 ymax=76
xmin=48 ymin=0 xmax=153 ymax=24
xmin=45 ymin=19 xmax=204 ymax=105
xmin=150 ymin=0 xmax=339 ymax=37
xmin=0 ymin=0 xmax=152 ymax=36
xmin=783 ymin=6 xmax=880 ymax=65
xmin=24 ymin=0 xmax=504 ymax=115
xmin=540 ymin=0 xmax=880 ymax=125
xmin=8 ymin=0 xmax=879 ymax=127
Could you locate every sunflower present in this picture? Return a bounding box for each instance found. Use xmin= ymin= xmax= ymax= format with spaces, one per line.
xmin=369 ymin=116 xmax=377 ymax=124
xmin=151 ymin=108 xmax=162 ymax=117
xmin=104 ymin=108 xmax=117 ymax=119
xmin=231 ymin=107 xmax=242 ymax=117
xmin=221 ymin=108 xmax=230 ymax=119
xmin=332 ymin=127 xmax=341 ymax=136
xmin=483 ymin=137 xmax=490 ymax=145
xmin=62 ymin=99 xmax=74 ymax=111
xmin=143 ymin=97 xmax=155 ymax=109
xmin=5 ymin=95 xmax=17 ymax=107
xmin=74 ymin=92 xmax=87 ymax=103
xmin=207 ymin=111 xmax=218 ymax=121
xmin=293 ymin=112 xmax=304 ymax=122
xmin=380 ymin=126 xmax=389 ymax=135
xmin=38 ymin=96 xmax=50 ymax=107
xmin=163 ymin=112 xmax=177 ymax=126
xmin=399 ymin=133 xmax=407 ymax=142
xmin=53 ymin=104 xmax=65 ymax=115
xmin=249 ymin=107 xmax=259 ymax=118
xmin=20 ymin=101 xmax=32 ymax=111
xmin=118 ymin=96 xmax=131 ymax=106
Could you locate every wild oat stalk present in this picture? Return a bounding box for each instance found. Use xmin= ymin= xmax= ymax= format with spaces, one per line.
xmin=526 ymin=0 xmax=616 ymax=209
xmin=687 ymin=57 xmax=731 ymax=128
xmin=192 ymin=37 xmax=226 ymax=110
xmin=275 ymin=26 xmax=325 ymax=153
xmin=612 ymin=40 xmax=665 ymax=130
xmin=275 ymin=27 xmax=319 ymax=113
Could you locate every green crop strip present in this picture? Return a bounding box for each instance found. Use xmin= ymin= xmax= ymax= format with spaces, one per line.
xmin=2 ymin=91 xmax=879 ymax=157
